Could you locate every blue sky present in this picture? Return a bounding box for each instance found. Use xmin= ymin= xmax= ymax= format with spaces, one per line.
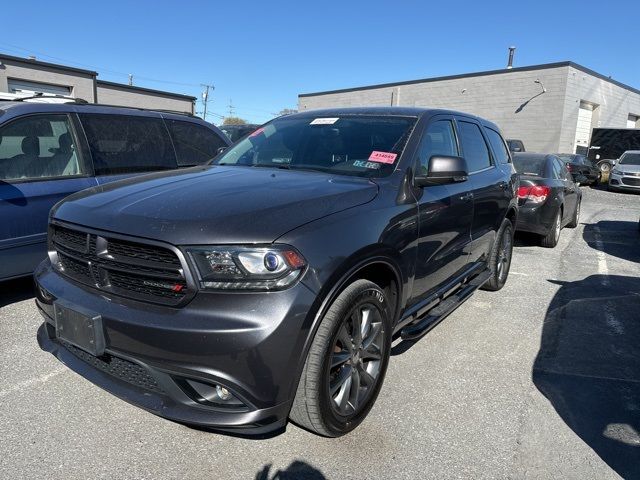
xmin=2 ymin=0 xmax=638 ymax=124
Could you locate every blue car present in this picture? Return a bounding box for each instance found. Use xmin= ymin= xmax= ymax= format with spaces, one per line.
xmin=0 ymin=100 xmax=230 ymax=281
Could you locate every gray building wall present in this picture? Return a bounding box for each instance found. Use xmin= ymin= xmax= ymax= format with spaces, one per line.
xmin=0 ymin=55 xmax=96 ymax=102
xmin=96 ymin=81 xmax=195 ymax=114
xmin=558 ymin=65 xmax=640 ymax=153
xmin=299 ymin=63 xmax=640 ymax=154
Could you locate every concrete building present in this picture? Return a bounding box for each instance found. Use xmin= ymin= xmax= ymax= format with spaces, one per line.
xmin=0 ymin=53 xmax=196 ymax=113
xmin=298 ymin=62 xmax=640 ymax=154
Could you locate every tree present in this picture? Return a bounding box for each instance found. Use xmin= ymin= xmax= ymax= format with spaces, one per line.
xmin=277 ymin=108 xmax=298 ymax=116
xmin=223 ymin=116 xmax=247 ymax=125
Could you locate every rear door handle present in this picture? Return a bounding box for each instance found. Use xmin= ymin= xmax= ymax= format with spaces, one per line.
xmin=460 ymin=192 xmax=474 ymax=202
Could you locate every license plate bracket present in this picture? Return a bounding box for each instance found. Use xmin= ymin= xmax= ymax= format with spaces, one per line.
xmin=54 ymin=301 xmax=105 ymax=357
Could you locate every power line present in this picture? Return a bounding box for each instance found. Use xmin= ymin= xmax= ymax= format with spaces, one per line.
xmin=0 ymin=42 xmax=202 ymax=87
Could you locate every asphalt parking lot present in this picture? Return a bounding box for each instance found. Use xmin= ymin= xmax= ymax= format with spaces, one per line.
xmin=1 ymin=186 xmax=639 ymax=480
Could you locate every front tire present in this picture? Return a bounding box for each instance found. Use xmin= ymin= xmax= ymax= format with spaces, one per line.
xmin=290 ymin=279 xmax=392 ymax=437
xmin=482 ymin=218 xmax=514 ymax=291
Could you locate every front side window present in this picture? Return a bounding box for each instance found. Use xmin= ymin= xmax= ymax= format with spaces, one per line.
xmin=166 ymin=120 xmax=227 ymax=166
xmin=214 ymin=115 xmax=417 ymax=178
xmin=457 ymin=121 xmax=492 ymax=172
xmin=80 ymin=114 xmax=177 ymax=175
xmin=486 ymin=128 xmax=511 ymax=164
xmin=416 ymin=120 xmax=458 ymax=174
xmin=0 ymin=114 xmax=82 ymax=181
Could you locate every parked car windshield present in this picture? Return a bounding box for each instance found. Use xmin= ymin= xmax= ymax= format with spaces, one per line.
xmin=512 ymin=155 xmax=546 ymax=176
xmin=619 ymin=152 xmax=640 ymax=165
xmin=213 ymin=115 xmax=417 ymax=177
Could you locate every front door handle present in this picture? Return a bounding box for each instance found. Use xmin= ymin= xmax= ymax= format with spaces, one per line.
xmin=460 ymin=192 xmax=474 ymax=202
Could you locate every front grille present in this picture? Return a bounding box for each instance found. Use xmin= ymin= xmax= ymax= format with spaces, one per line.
xmin=62 ymin=341 xmax=165 ymax=394
xmin=51 ymin=224 xmax=188 ymax=306
xmin=621 ymin=177 xmax=640 ymax=186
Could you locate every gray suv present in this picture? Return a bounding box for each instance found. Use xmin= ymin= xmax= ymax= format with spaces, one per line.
xmin=35 ymin=107 xmax=517 ymax=436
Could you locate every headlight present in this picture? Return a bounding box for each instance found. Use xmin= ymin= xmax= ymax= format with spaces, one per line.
xmin=186 ymin=245 xmax=306 ymax=291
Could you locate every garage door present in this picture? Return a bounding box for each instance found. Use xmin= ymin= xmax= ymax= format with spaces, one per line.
xmin=8 ymin=79 xmax=72 ymax=96
xmin=573 ymin=101 xmax=595 ymax=153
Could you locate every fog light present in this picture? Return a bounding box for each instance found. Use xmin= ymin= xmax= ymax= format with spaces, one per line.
xmin=181 ymin=378 xmax=245 ymax=408
xmin=216 ymin=385 xmax=232 ymax=401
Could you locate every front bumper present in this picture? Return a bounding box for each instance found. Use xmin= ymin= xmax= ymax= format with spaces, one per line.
xmin=34 ymin=259 xmax=319 ymax=435
xmin=609 ymin=172 xmax=640 ymax=191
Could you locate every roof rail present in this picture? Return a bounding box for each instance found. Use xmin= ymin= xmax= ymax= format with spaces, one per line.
xmin=74 ymin=102 xmax=195 ymax=117
xmin=0 ymin=92 xmax=88 ymax=104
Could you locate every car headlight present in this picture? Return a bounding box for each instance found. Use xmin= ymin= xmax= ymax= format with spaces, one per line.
xmin=186 ymin=245 xmax=306 ymax=291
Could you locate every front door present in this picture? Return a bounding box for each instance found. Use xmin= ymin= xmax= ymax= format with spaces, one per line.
xmin=410 ymin=117 xmax=473 ymax=305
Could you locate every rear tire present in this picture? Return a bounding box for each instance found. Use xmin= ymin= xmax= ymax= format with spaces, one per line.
xmin=541 ymin=210 xmax=562 ymax=248
xmin=290 ymin=279 xmax=392 ymax=437
xmin=482 ymin=218 xmax=513 ymax=292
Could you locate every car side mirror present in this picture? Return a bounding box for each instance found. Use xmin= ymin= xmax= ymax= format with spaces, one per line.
xmin=414 ymin=155 xmax=469 ymax=187
xmin=512 ymin=147 xmax=522 ymax=152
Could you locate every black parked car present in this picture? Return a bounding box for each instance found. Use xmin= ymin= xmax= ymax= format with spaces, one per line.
xmin=556 ymin=153 xmax=600 ymax=185
xmin=513 ymin=153 xmax=581 ymax=247
xmin=35 ymin=107 xmax=517 ymax=437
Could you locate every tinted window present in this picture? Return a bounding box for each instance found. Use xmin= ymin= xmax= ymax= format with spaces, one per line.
xmin=513 ymin=155 xmax=546 ymax=176
xmin=0 ymin=114 xmax=84 ymax=181
xmin=80 ymin=114 xmax=177 ymax=175
xmin=215 ymin=115 xmax=417 ymax=178
xmin=551 ymin=158 xmax=563 ymax=179
xmin=619 ymin=152 xmax=640 ymax=165
xmin=416 ymin=120 xmax=458 ymax=174
xmin=166 ymin=120 xmax=227 ymax=166
xmin=458 ymin=121 xmax=492 ymax=172
xmin=486 ymin=128 xmax=510 ymax=164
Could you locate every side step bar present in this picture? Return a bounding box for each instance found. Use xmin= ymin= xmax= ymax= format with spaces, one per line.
xmin=400 ymin=268 xmax=492 ymax=341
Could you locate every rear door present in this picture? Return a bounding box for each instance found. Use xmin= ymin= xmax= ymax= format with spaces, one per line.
xmin=410 ymin=116 xmax=473 ymax=304
xmin=556 ymin=156 xmax=578 ymax=223
xmin=455 ymin=117 xmax=509 ymax=263
xmin=78 ymin=113 xmax=178 ymax=185
xmin=0 ymin=113 xmax=95 ymax=279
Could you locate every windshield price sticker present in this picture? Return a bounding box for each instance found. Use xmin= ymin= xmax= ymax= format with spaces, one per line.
xmin=310 ymin=117 xmax=339 ymax=125
xmin=249 ymin=127 xmax=265 ymax=137
xmin=368 ymin=151 xmax=397 ymax=164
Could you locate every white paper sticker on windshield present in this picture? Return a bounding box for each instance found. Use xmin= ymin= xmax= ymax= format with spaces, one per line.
xmin=310 ymin=117 xmax=339 ymax=125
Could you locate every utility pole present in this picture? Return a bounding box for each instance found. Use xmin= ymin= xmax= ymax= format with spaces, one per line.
xmin=227 ymin=99 xmax=235 ymax=118
xmin=128 ymin=74 xmax=133 ymax=86
xmin=201 ymin=83 xmax=214 ymax=120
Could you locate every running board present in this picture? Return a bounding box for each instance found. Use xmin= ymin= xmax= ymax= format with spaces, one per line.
xmin=400 ymin=268 xmax=492 ymax=341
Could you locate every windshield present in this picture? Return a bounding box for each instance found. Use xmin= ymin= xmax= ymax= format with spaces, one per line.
xmin=619 ymin=152 xmax=640 ymax=165
xmin=213 ymin=115 xmax=417 ymax=177
xmin=513 ymin=156 xmax=546 ymax=176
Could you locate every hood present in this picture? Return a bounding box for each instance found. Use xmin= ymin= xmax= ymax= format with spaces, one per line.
xmin=52 ymin=166 xmax=378 ymax=244
xmin=616 ymin=164 xmax=640 ymax=173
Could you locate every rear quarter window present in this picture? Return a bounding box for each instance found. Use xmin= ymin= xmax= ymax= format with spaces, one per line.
xmin=485 ymin=128 xmax=511 ymax=164
xmin=166 ymin=120 xmax=227 ymax=166
xmin=79 ymin=114 xmax=177 ymax=175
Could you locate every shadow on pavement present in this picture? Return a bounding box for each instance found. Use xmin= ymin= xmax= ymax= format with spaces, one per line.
xmin=0 ymin=276 xmax=35 ymax=308
xmin=583 ymin=220 xmax=640 ymax=264
xmin=533 ymin=274 xmax=640 ymax=479
xmin=256 ymin=461 xmax=326 ymax=480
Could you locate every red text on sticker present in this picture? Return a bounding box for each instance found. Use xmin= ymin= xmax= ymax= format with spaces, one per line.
xmin=368 ymin=151 xmax=397 ymax=164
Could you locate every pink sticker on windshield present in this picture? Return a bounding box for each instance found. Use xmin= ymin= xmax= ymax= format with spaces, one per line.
xmin=249 ymin=127 xmax=265 ymax=137
xmin=368 ymin=151 xmax=397 ymax=164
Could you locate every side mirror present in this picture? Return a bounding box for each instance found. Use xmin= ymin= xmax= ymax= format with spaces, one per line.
xmin=414 ymin=155 xmax=469 ymax=187
xmin=512 ymin=146 xmax=522 ymax=152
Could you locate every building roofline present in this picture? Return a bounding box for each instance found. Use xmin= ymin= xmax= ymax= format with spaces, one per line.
xmin=299 ymin=61 xmax=640 ymax=97
xmin=96 ymin=80 xmax=197 ymax=101
xmin=0 ymin=52 xmax=97 ymax=77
